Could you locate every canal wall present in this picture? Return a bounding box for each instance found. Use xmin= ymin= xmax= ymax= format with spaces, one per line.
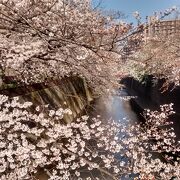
xmin=121 ymin=76 xmax=180 ymax=137
xmin=0 ymin=77 xmax=93 ymax=123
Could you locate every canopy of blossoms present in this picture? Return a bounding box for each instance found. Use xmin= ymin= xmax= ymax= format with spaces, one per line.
xmin=0 ymin=0 xmax=134 ymax=92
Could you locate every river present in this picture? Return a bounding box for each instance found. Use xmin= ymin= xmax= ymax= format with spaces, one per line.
xmin=88 ymin=88 xmax=139 ymax=125
xmin=83 ymin=88 xmax=140 ymax=180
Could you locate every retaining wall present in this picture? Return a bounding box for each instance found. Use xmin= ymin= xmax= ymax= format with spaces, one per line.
xmin=121 ymin=76 xmax=180 ymax=137
xmin=0 ymin=77 xmax=93 ymax=123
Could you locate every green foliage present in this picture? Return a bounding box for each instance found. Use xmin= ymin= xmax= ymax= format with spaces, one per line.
xmin=0 ymin=82 xmax=18 ymax=90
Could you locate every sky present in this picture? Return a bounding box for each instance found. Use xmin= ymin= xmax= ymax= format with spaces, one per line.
xmin=93 ymin=0 xmax=180 ymax=23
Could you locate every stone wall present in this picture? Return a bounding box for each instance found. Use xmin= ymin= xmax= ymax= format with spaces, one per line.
xmin=121 ymin=76 xmax=180 ymax=138
xmin=0 ymin=77 xmax=93 ymax=123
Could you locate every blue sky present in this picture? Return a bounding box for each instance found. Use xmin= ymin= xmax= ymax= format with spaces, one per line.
xmin=93 ymin=0 xmax=180 ymax=23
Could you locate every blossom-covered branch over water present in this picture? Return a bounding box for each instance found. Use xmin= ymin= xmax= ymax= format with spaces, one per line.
xmin=0 ymin=0 xmax=135 ymax=92
xmin=0 ymin=95 xmax=179 ymax=179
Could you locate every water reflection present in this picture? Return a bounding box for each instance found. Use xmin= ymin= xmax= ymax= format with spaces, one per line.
xmin=86 ymin=88 xmax=140 ymax=180
xmin=89 ymin=88 xmax=139 ymax=125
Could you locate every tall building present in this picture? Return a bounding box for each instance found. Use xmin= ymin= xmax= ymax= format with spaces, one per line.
xmin=144 ymin=16 xmax=180 ymax=38
xmin=122 ymin=17 xmax=180 ymax=60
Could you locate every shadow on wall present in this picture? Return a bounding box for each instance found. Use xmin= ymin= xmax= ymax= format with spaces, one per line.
xmin=0 ymin=76 xmax=93 ymax=123
xmin=121 ymin=76 xmax=180 ymax=138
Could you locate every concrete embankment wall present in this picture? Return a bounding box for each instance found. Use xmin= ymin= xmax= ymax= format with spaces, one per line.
xmin=121 ymin=76 xmax=180 ymax=137
xmin=0 ymin=77 xmax=93 ymax=123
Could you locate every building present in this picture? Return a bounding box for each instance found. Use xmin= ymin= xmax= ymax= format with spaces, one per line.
xmin=144 ymin=17 xmax=180 ymax=38
xmin=122 ymin=17 xmax=180 ymax=60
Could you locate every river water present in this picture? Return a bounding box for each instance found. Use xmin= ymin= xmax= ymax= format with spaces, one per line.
xmin=82 ymin=88 xmax=140 ymax=180
xmin=88 ymin=88 xmax=139 ymax=125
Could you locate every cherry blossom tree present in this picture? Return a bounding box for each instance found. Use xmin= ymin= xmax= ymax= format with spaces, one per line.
xmin=124 ymin=34 xmax=180 ymax=88
xmin=0 ymin=95 xmax=179 ymax=179
xmin=0 ymin=0 xmax=134 ymax=93
xmin=0 ymin=1 xmax=180 ymax=180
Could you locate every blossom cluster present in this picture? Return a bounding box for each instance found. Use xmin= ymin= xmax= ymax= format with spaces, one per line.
xmin=0 ymin=94 xmax=179 ymax=179
xmin=124 ymin=35 xmax=180 ymax=87
xmin=0 ymin=0 xmax=133 ymax=93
